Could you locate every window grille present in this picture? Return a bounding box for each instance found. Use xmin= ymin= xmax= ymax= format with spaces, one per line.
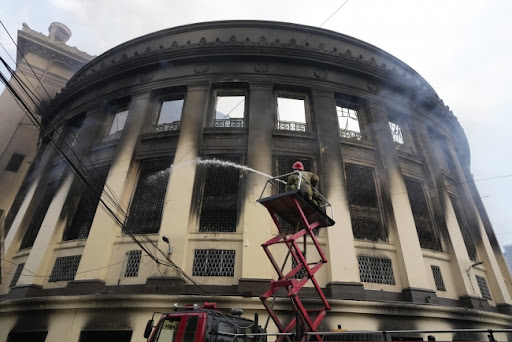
xmin=199 ymin=156 xmax=240 ymax=233
xmin=125 ymin=157 xmax=173 ymax=234
xmin=476 ymin=275 xmax=492 ymax=300
xmin=20 ymin=181 xmax=59 ymax=249
xmin=10 ymin=263 xmax=25 ymax=287
xmin=337 ymin=106 xmax=362 ymax=140
xmin=64 ymin=165 xmax=110 ymax=240
xmin=192 ymin=249 xmax=235 ymax=277
xmin=49 ymin=255 xmax=81 ymax=282
xmin=5 ymin=153 xmax=25 ymax=173
xmin=449 ymin=195 xmax=477 ymax=261
xmin=404 ymin=177 xmax=442 ymax=251
xmin=292 ymin=257 xmax=307 ymax=279
xmin=358 ymin=256 xmax=395 ymax=285
xmin=125 ymin=250 xmax=142 ymax=277
xmin=345 ymin=164 xmax=385 ymax=241
xmin=431 ymin=265 xmax=446 ymax=291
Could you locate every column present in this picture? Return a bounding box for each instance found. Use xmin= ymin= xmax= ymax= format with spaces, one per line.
xmin=450 ymin=145 xmax=512 ymax=309
xmin=367 ymin=103 xmax=432 ymax=302
xmin=238 ymin=83 xmax=275 ymax=295
xmin=312 ymin=89 xmax=362 ymax=299
xmin=416 ymin=127 xmax=475 ymax=299
xmin=75 ymin=93 xmax=151 ymax=282
xmin=155 ymin=83 xmax=208 ymax=288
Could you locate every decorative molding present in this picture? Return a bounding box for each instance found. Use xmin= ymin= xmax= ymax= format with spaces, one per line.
xmin=254 ymin=63 xmax=269 ymax=73
xmin=194 ymin=64 xmax=209 ymax=73
xmin=140 ymin=72 xmax=155 ymax=82
xmin=367 ymin=82 xmax=379 ymax=94
xmin=314 ymin=69 xmax=327 ymax=80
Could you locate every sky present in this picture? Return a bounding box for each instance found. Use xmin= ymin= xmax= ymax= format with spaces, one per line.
xmin=1 ymin=0 xmax=511 ymax=247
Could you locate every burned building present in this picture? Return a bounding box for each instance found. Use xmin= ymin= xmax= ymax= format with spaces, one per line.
xmin=1 ymin=20 xmax=511 ymax=341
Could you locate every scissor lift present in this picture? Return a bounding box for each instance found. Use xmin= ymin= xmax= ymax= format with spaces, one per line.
xmin=257 ymin=172 xmax=335 ymax=342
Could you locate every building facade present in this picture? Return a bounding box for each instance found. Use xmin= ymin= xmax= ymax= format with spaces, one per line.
xmin=1 ymin=21 xmax=511 ymax=341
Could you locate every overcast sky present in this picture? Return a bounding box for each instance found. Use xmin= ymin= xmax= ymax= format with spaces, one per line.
xmin=1 ymin=0 xmax=511 ymax=248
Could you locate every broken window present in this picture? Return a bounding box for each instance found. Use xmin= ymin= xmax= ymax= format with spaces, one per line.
xmin=156 ymin=99 xmax=184 ymax=132
xmin=337 ymin=106 xmax=362 ymax=140
xmin=214 ymin=94 xmax=245 ymax=128
xmin=277 ymin=95 xmax=307 ymax=132
xmin=125 ymin=157 xmax=173 ymax=234
xmin=198 ymin=155 xmax=241 ymax=233
xmin=345 ymin=164 xmax=386 ymax=241
xmin=389 ymin=121 xmax=404 ymax=146
xmin=20 ymin=180 xmax=60 ymax=250
xmin=404 ymin=177 xmax=442 ymax=251
xmin=103 ymin=108 xmax=129 ymax=142
xmin=192 ymin=249 xmax=235 ymax=277
xmin=449 ymin=195 xmax=477 ymax=261
xmin=63 ymin=165 xmax=111 ymax=240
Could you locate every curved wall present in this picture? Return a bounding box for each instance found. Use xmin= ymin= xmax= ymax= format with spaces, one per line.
xmin=1 ymin=20 xmax=511 ymax=341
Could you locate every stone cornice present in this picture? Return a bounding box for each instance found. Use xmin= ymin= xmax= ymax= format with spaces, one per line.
xmin=17 ymin=23 xmax=94 ymax=70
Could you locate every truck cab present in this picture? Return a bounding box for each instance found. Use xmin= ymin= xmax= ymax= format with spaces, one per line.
xmin=144 ymin=303 xmax=266 ymax=342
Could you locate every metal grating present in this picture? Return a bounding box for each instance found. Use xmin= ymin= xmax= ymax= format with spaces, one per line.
xmin=345 ymin=164 xmax=385 ymax=241
xmin=20 ymin=181 xmax=59 ymax=249
xmin=358 ymin=256 xmax=395 ymax=285
xmin=404 ymin=177 xmax=442 ymax=251
xmin=476 ymin=275 xmax=492 ymax=300
xmin=431 ymin=265 xmax=446 ymax=291
xmin=125 ymin=157 xmax=173 ymax=234
xmin=292 ymin=257 xmax=307 ymax=279
xmin=64 ymin=165 xmax=110 ymax=240
xmin=449 ymin=195 xmax=477 ymax=261
xmin=199 ymin=156 xmax=240 ymax=232
xmin=49 ymin=255 xmax=81 ymax=282
xmin=192 ymin=249 xmax=235 ymax=277
xmin=124 ymin=250 xmax=142 ymax=277
xmin=10 ymin=263 xmax=25 ymax=287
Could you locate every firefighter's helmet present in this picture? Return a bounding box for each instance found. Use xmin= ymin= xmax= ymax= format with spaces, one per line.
xmin=292 ymin=161 xmax=304 ymax=170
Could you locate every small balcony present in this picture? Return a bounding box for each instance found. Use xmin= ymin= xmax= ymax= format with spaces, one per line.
xmin=214 ymin=119 xmax=244 ymax=128
xmin=277 ymin=120 xmax=306 ymax=132
xmin=155 ymin=121 xmax=180 ymax=132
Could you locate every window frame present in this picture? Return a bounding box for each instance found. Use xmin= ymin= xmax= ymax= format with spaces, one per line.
xmin=102 ymin=100 xmax=131 ymax=141
xmin=209 ymin=87 xmax=248 ymax=129
xmin=154 ymin=94 xmax=186 ymax=132
xmin=275 ymin=91 xmax=311 ymax=133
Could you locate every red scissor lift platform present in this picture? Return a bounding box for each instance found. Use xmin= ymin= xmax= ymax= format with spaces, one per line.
xmin=257 ymin=173 xmax=335 ymax=342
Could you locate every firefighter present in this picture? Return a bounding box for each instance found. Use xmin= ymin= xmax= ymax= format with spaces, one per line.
xmin=286 ymin=161 xmax=321 ymax=207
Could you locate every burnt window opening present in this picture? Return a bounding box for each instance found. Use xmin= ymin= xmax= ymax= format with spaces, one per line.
xmin=198 ymin=155 xmax=241 ymax=233
xmin=124 ymin=250 xmax=142 ymax=277
xmin=192 ymin=249 xmax=235 ymax=277
xmin=7 ymin=331 xmax=48 ymax=342
xmin=63 ymin=165 xmax=111 ymax=240
xmin=345 ymin=164 xmax=386 ymax=242
xmin=125 ymin=157 xmax=173 ymax=234
xmin=449 ymin=195 xmax=478 ymax=261
xmin=404 ymin=177 xmax=442 ymax=251
xmin=156 ymin=98 xmax=184 ymax=132
xmin=49 ymin=255 xmax=81 ymax=282
xmin=214 ymin=94 xmax=245 ymax=128
xmin=277 ymin=95 xmax=307 ymax=132
xmin=9 ymin=262 xmax=25 ymax=287
xmin=441 ymin=142 xmax=457 ymax=175
xmin=431 ymin=265 xmax=446 ymax=291
xmin=388 ymin=121 xmax=404 ymax=146
xmin=358 ymin=256 xmax=395 ymax=285
xmin=103 ymin=106 xmax=129 ymax=142
xmin=476 ymin=275 xmax=492 ymax=300
xmin=337 ymin=106 xmax=362 ymax=140
xmin=5 ymin=153 xmax=25 ymax=173
xmin=20 ymin=181 xmax=60 ymax=250
xmin=64 ymin=113 xmax=85 ymax=148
